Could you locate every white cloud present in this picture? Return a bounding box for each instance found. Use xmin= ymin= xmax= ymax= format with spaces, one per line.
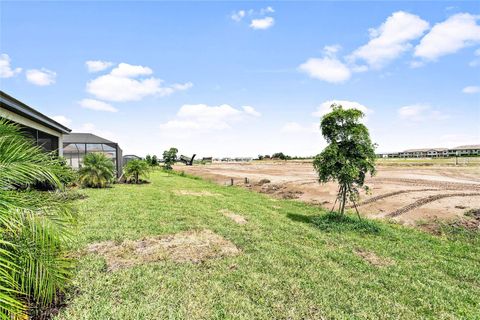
xmin=242 ymin=106 xmax=261 ymax=117
xmin=415 ymin=13 xmax=480 ymax=60
xmin=79 ymin=98 xmax=118 ymax=112
xmin=160 ymin=104 xmax=261 ymax=131
xmin=0 ymin=53 xmax=22 ymax=78
xmin=86 ymin=60 xmax=114 ymax=73
xmin=350 ymin=11 xmax=429 ymax=69
xmin=109 ymin=63 xmax=153 ymax=77
xmin=323 ymin=45 xmax=342 ymax=57
xmin=250 ymin=17 xmax=275 ymax=30
xmin=398 ymin=104 xmax=448 ymax=122
xmin=298 ymin=57 xmax=351 ymax=83
xmin=86 ymin=62 xmax=192 ymax=102
xmin=313 ymin=100 xmax=372 ymax=118
xmin=231 ymin=10 xmax=246 ymax=22
xmin=51 ymin=115 xmax=72 ymax=127
xmin=462 ymin=86 xmax=480 ymax=94
xmin=25 ymin=68 xmax=56 ymax=86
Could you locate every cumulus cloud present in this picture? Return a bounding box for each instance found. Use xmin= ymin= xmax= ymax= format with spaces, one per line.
xmin=462 ymin=86 xmax=480 ymax=94
xmin=242 ymin=106 xmax=261 ymax=117
xmin=51 ymin=115 xmax=72 ymax=127
xmin=398 ymin=104 xmax=448 ymax=122
xmin=415 ymin=13 xmax=480 ymax=60
xmin=0 ymin=53 xmax=22 ymax=78
xmin=79 ymin=98 xmax=118 ymax=112
xmin=25 ymin=68 xmax=56 ymax=86
xmin=86 ymin=60 xmax=114 ymax=73
xmin=109 ymin=63 xmax=153 ymax=77
xmin=160 ymin=104 xmax=261 ymax=131
xmin=349 ymin=11 xmax=429 ymax=69
xmin=299 ymin=57 xmax=351 ymax=83
xmin=250 ymin=17 xmax=275 ymax=30
xmin=86 ymin=62 xmax=192 ymax=102
xmin=313 ymin=100 xmax=372 ymax=118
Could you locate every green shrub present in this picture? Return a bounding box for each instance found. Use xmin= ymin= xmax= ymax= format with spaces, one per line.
xmin=124 ymin=159 xmax=150 ymax=184
xmin=0 ymin=118 xmax=76 ymax=318
xmin=78 ymin=153 xmax=115 ymax=188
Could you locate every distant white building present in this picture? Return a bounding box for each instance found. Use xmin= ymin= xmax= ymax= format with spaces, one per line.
xmin=378 ymin=145 xmax=480 ymax=158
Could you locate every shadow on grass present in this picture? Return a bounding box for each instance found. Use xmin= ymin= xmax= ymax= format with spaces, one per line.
xmin=287 ymin=212 xmax=382 ymax=235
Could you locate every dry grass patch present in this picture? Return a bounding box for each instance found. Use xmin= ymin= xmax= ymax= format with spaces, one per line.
xmin=219 ymin=209 xmax=247 ymax=225
xmin=355 ymin=248 xmax=394 ymax=267
xmin=86 ymin=229 xmax=240 ymax=271
xmin=174 ymin=190 xmax=220 ymax=196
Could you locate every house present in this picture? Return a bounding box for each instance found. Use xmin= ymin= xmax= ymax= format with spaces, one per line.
xmin=0 ymin=91 xmax=71 ymax=155
xmin=63 ymin=133 xmax=123 ymax=178
xmin=378 ymin=145 xmax=480 ymax=158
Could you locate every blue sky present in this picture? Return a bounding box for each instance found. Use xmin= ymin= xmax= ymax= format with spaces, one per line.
xmin=1 ymin=1 xmax=479 ymax=157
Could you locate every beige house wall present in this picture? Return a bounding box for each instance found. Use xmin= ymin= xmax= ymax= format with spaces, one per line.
xmin=0 ymin=106 xmax=65 ymax=156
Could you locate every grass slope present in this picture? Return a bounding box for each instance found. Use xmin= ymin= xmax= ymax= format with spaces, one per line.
xmin=56 ymin=170 xmax=479 ymax=319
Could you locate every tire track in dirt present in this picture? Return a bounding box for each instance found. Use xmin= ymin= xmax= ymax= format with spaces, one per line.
xmin=350 ymin=189 xmax=439 ymax=208
xmin=373 ymin=178 xmax=480 ymax=191
xmin=387 ymin=193 xmax=480 ymax=217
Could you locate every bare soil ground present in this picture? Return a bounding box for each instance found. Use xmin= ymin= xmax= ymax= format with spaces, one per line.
xmin=86 ymin=229 xmax=240 ymax=271
xmin=175 ymin=161 xmax=480 ymax=226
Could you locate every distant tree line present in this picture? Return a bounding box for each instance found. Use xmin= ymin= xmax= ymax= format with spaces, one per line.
xmin=257 ymin=153 xmax=314 ymax=161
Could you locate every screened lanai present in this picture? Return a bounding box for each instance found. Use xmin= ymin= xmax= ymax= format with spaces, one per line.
xmin=63 ymin=133 xmax=123 ymax=178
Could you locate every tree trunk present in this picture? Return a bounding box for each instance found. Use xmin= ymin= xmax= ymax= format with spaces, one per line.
xmin=340 ymin=184 xmax=347 ymax=215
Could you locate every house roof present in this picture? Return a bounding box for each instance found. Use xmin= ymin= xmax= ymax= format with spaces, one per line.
xmin=0 ymin=91 xmax=71 ymax=134
xmin=403 ymin=148 xmax=447 ymax=152
xmin=63 ymin=133 xmax=117 ymax=145
xmin=453 ymin=145 xmax=480 ymax=150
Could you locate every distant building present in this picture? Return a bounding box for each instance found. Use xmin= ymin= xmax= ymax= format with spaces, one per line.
xmin=378 ymin=145 xmax=480 ymax=158
xmin=123 ymin=154 xmax=142 ymax=165
xmin=0 ymin=91 xmax=71 ymax=155
xmin=63 ymin=133 xmax=123 ymax=178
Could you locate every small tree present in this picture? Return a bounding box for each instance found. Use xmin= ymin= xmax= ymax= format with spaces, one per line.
xmin=151 ymin=155 xmax=158 ymax=166
xmin=145 ymin=154 xmax=152 ymax=165
xmin=124 ymin=159 xmax=150 ymax=184
xmin=313 ymin=105 xmax=376 ymax=216
xmin=272 ymin=152 xmax=289 ymax=160
xmin=162 ymin=147 xmax=178 ymax=170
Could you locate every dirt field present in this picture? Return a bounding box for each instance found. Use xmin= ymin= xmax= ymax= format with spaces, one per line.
xmin=175 ymin=160 xmax=480 ymax=226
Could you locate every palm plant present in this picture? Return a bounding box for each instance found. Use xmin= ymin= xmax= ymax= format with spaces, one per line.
xmin=124 ymin=159 xmax=150 ymax=184
xmin=0 ymin=118 xmax=75 ymax=318
xmin=78 ymin=153 xmax=115 ymax=188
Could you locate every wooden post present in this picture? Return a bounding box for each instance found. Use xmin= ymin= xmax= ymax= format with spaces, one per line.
xmin=244 ymin=177 xmax=249 ymax=184
xmin=230 ymin=178 xmax=234 ymax=186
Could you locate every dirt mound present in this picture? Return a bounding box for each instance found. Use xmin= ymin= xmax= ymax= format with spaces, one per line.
xmin=259 ymin=183 xmax=303 ymax=199
xmin=86 ymin=229 xmax=240 ymax=271
xmin=175 ymin=190 xmax=220 ymax=196
xmin=256 ymin=179 xmax=271 ymax=186
xmin=355 ymin=248 xmax=394 ymax=267
xmin=219 ymin=209 xmax=247 ymax=224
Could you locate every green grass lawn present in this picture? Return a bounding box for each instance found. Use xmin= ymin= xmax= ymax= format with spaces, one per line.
xmin=56 ymin=170 xmax=480 ymax=319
